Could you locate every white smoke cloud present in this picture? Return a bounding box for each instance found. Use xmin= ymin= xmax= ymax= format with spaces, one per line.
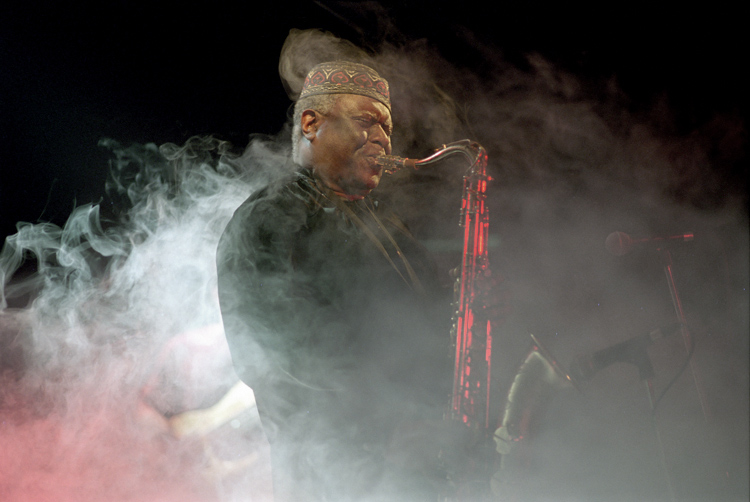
xmin=0 ymin=136 xmax=288 ymax=501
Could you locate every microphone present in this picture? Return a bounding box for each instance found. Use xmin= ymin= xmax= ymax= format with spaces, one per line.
xmin=605 ymin=231 xmax=694 ymax=256
xmin=569 ymin=324 xmax=682 ymax=382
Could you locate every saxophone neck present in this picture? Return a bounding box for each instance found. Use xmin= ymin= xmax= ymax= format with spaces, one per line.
xmin=377 ymin=139 xmax=487 ymax=174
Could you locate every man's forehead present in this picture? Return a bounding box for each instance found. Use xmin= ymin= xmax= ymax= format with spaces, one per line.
xmin=335 ymin=94 xmax=392 ymax=122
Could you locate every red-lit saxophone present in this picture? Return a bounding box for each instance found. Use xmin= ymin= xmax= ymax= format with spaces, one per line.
xmin=377 ymin=140 xmax=493 ymax=430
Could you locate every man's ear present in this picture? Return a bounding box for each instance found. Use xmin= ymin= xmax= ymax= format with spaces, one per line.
xmin=300 ymin=110 xmax=321 ymax=140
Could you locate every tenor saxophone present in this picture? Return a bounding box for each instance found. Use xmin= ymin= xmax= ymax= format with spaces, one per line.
xmin=379 ymin=140 xmax=494 ymax=499
xmin=378 ymin=139 xmax=493 ymax=430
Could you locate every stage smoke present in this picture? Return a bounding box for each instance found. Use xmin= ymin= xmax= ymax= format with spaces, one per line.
xmin=0 ymin=136 xmax=290 ymax=501
xmin=1 ymin=20 xmax=747 ymax=502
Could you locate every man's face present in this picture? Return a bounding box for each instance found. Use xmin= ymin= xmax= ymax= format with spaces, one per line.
xmin=306 ymin=94 xmax=393 ymax=200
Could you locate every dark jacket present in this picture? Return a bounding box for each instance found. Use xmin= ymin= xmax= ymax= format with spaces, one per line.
xmin=216 ymin=168 xmax=451 ymax=443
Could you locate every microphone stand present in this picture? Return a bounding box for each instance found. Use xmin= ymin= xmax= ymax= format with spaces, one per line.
xmin=624 ymin=348 xmax=676 ymax=502
xmin=660 ymin=248 xmax=711 ymax=423
xmin=643 ymin=367 xmax=677 ymax=502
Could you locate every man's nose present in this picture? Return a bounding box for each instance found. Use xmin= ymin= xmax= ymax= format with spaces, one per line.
xmin=368 ymin=125 xmax=391 ymax=153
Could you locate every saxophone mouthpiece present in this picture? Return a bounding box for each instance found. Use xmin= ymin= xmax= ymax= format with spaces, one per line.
xmin=376 ymin=155 xmax=416 ymax=174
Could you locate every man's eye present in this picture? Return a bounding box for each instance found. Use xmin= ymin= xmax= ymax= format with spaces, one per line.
xmin=356 ymin=117 xmax=391 ymax=136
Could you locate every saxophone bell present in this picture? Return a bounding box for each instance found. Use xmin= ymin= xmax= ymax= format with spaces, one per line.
xmin=494 ymin=334 xmax=578 ymax=454
xmin=491 ymin=334 xmax=579 ymax=499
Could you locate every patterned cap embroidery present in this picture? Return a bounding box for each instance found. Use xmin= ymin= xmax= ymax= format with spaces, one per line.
xmin=300 ymin=61 xmax=390 ymax=110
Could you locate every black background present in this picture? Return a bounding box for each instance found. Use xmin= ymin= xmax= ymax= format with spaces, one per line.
xmin=1 ymin=1 xmax=746 ymax=239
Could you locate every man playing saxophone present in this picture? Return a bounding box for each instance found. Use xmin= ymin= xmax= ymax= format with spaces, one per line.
xmin=216 ymin=59 xmax=457 ymax=501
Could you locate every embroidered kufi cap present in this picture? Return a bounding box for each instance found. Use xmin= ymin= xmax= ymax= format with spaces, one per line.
xmin=299 ymin=60 xmax=390 ymax=110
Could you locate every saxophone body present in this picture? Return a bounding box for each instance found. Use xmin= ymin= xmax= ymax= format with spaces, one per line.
xmin=380 ymin=139 xmax=492 ymax=429
xmin=379 ymin=140 xmax=495 ymax=499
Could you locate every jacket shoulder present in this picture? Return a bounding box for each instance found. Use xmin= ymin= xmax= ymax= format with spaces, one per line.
xmin=219 ymin=172 xmax=320 ymax=251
